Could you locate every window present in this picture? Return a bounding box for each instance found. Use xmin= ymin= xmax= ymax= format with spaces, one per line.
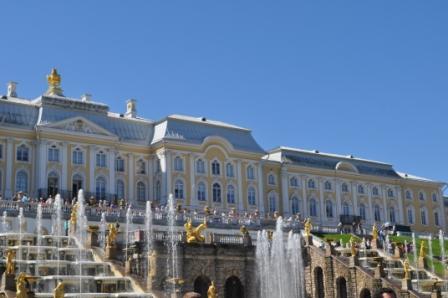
xmin=405 ymin=190 xmax=412 ymax=200
xmin=48 ymin=146 xmax=59 ymax=162
xmin=72 ymin=148 xmax=84 ymax=165
xmin=432 ymin=193 xmax=438 ymax=202
xmin=268 ymin=174 xmax=275 ymax=185
xmin=212 ymin=183 xmax=221 ymax=202
xmin=226 ymin=163 xmax=234 ymax=178
xmin=137 ymin=160 xmax=146 ymax=174
xmin=174 ymin=180 xmax=184 ymax=199
xmin=372 ymin=187 xmax=379 ymax=196
xmin=324 ymin=181 xmax=332 ymax=191
xmin=341 ymin=183 xmax=349 ymax=193
xmin=156 ymin=159 xmax=161 ymax=173
xmin=15 ymin=171 xmax=28 ymax=193
xmin=248 ymin=187 xmax=256 ymax=205
xmin=268 ymin=193 xmax=276 ymax=213
xmin=96 ymin=177 xmax=106 ymax=200
xmin=325 ymin=200 xmax=333 ymax=218
xmin=389 ymin=207 xmax=396 ymax=223
xmin=197 ymin=182 xmax=206 ymax=201
xmin=374 ymin=205 xmax=381 ymax=222
xmin=387 ymin=189 xmax=394 ymax=198
xmin=174 ymin=156 xmax=183 ymax=171
xmin=196 ymin=159 xmax=205 ymax=174
xmin=227 ymin=185 xmax=235 ymax=204
xmin=211 ymin=161 xmax=220 ymax=175
xmin=308 ymin=179 xmax=316 ymax=189
xmin=16 ymin=145 xmax=29 ymax=162
xmin=96 ymin=151 xmax=107 ymax=168
xmin=247 ymin=166 xmax=255 ymax=180
xmin=342 ymin=202 xmax=350 ymax=215
xmin=290 ymin=177 xmax=298 ymax=187
xmin=291 ymin=197 xmax=300 ymax=214
xmin=434 ymin=212 xmax=440 ymax=226
xmin=137 ymin=182 xmax=146 ymax=201
xmin=116 ymin=180 xmax=125 ymax=199
xmin=115 ymin=157 xmax=125 ymax=172
xmin=407 ymin=208 xmax=414 ymax=224
xmin=420 ymin=209 xmax=427 ymax=225
xmin=309 ymin=199 xmax=317 ymax=217
xmin=419 ymin=192 xmax=425 ymax=201
xmin=358 ymin=185 xmax=364 ymax=194
xmin=359 ymin=204 xmax=366 ymax=220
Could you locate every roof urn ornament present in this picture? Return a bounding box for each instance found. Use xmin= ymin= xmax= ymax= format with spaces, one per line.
xmin=46 ymin=68 xmax=64 ymax=96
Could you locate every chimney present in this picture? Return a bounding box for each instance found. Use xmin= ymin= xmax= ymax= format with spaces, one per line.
xmin=125 ymin=99 xmax=137 ymax=118
xmin=81 ymin=93 xmax=92 ymax=102
xmin=7 ymin=81 xmax=17 ymax=97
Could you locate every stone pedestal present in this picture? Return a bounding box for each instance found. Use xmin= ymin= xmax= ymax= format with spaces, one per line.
xmin=349 ymin=255 xmax=359 ymax=267
xmin=305 ymin=235 xmax=313 ymax=246
xmin=325 ymin=243 xmax=334 ymax=256
xmin=418 ymin=256 xmax=426 ymax=269
xmin=431 ymin=288 xmax=442 ymax=298
xmin=0 ymin=273 xmax=15 ymax=292
xmin=401 ymin=279 xmax=412 ymax=291
xmin=371 ymin=239 xmax=380 ymax=250
xmin=374 ymin=262 xmax=385 ymax=278
xmin=105 ymin=246 xmax=116 ymax=260
xmin=125 ymin=260 xmax=132 ymax=275
xmin=87 ymin=229 xmax=99 ymax=248
xmin=394 ymin=246 xmax=404 ymax=258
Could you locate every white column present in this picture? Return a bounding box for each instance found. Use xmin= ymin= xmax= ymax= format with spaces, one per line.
xmin=351 ymin=181 xmax=358 ymax=216
xmin=108 ymin=150 xmax=115 ymax=195
xmin=38 ymin=140 xmax=47 ymax=190
xmin=61 ymin=142 xmax=68 ymax=192
xmin=159 ymin=153 xmax=167 ymax=204
xmin=281 ymin=165 xmax=289 ymax=216
xmin=166 ymin=151 xmax=172 ymax=201
xmin=367 ymin=184 xmax=374 ymax=225
xmin=382 ymin=186 xmax=388 ymax=222
xmin=189 ymin=154 xmax=196 ymax=208
xmin=257 ymin=163 xmax=265 ymax=214
xmin=395 ymin=186 xmax=404 ymax=224
xmin=318 ymin=178 xmax=325 ymax=224
xmin=89 ymin=146 xmax=96 ymax=194
xmin=236 ymin=161 xmax=244 ymax=212
xmin=128 ymin=153 xmax=135 ymax=201
xmin=301 ymin=175 xmax=308 ymax=218
xmin=335 ymin=179 xmax=341 ymax=219
xmin=4 ymin=137 xmax=13 ymax=198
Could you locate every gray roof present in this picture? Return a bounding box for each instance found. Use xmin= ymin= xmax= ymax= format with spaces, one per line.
xmin=0 ymin=97 xmax=39 ymax=129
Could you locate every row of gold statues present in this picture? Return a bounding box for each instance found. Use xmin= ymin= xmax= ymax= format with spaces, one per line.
xmin=184 ymin=218 xmax=207 ymax=243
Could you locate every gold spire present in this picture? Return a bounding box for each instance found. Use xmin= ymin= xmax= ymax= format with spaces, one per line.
xmin=45 ymin=68 xmax=64 ymax=96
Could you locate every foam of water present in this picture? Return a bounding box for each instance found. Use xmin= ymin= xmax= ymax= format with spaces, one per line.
xmin=166 ymin=194 xmax=179 ymax=293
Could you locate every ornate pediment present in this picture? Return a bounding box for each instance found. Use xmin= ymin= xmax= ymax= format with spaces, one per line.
xmin=41 ymin=116 xmax=116 ymax=138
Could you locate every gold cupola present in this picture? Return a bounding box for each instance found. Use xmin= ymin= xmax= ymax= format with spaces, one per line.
xmin=45 ymin=68 xmax=64 ymax=96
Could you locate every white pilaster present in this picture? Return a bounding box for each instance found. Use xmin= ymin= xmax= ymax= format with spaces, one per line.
xmin=38 ymin=140 xmax=47 ymax=190
xmin=61 ymin=142 xmax=68 ymax=192
xmin=382 ymin=186 xmax=388 ymax=222
xmin=108 ymin=150 xmax=115 ymax=195
xmin=335 ymin=179 xmax=342 ymax=219
xmin=257 ymin=163 xmax=265 ymax=214
xmin=4 ymin=138 xmax=13 ymax=198
xmin=301 ymin=175 xmax=308 ymax=217
xmin=166 ymin=151 xmax=172 ymax=201
xmin=128 ymin=153 xmax=135 ymax=201
xmin=318 ymin=178 xmax=325 ymax=223
xmin=189 ymin=154 xmax=195 ymax=207
xmin=89 ymin=145 xmax=96 ymax=194
xmin=236 ymin=161 xmax=244 ymax=212
xmin=281 ymin=165 xmax=289 ymax=216
xmin=367 ymin=184 xmax=374 ymax=225
xmin=351 ymin=182 xmax=358 ymax=216
xmin=396 ymin=186 xmax=404 ymax=224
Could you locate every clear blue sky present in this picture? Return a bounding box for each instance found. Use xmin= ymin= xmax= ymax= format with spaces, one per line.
xmin=1 ymin=1 xmax=447 ymax=189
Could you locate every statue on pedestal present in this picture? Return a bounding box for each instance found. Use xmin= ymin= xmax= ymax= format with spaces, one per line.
xmin=207 ymin=281 xmax=218 ymax=298
xmin=349 ymin=236 xmax=357 ymax=256
xmin=53 ymin=281 xmax=64 ymax=298
xmin=16 ymin=272 xmax=28 ymax=298
xmin=5 ymin=249 xmax=15 ymax=275
xmin=106 ymin=223 xmax=118 ymax=247
xmin=185 ymin=218 xmax=207 ymax=243
xmin=372 ymin=224 xmax=378 ymax=241
xmin=419 ymin=241 xmax=426 ymax=258
xmin=403 ymin=259 xmax=411 ymax=280
xmin=304 ymin=218 xmax=312 ymax=237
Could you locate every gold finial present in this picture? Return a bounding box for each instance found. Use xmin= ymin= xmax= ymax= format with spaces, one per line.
xmin=46 ymin=68 xmax=64 ymax=96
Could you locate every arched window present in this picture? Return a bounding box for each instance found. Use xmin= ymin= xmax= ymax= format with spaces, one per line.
xmin=211 ymin=160 xmax=220 ymax=176
xmin=324 ymin=181 xmax=332 ymax=191
xmin=420 ymin=208 xmax=427 ymax=225
xmin=72 ymin=148 xmax=84 ymax=165
xmin=174 ymin=156 xmax=183 ymax=171
xmin=226 ymin=163 xmax=234 ymax=178
xmin=116 ymin=180 xmax=125 ymax=199
xmin=358 ymin=184 xmax=365 ymax=194
xmin=389 ymin=207 xmax=396 ymax=223
xmin=325 ymin=200 xmax=333 ymax=218
xmin=309 ymin=199 xmax=317 ymax=217
xmin=291 ymin=197 xmax=299 ymax=214
xmin=405 ymin=190 xmax=412 ymax=200
xmin=268 ymin=193 xmax=276 ymax=213
xmin=247 ymin=187 xmax=256 ymax=205
xmin=16 ymin=171 xmax=28 ymax=193
xmin=115 ymin=157 xmax=125 ymax=172
xmin=137 ymin=159 xmax=146 ymax=174
xmin=174 ymin=180 xmax=184 ymax=199
xmin=197 ymin=182 xmax=206 ymax=201
xmin=247 ymin=166 xmax=255 ymax=180
xmin=308 ymin=179 xmax=316 ymax=189
xmin=407 ymin=208 xmax=414 ymax=224
xmin=342 ymin=202 xmax=350 ymax=215
xmin=419 ymin=192 xmax=425 ymax=201
xmin=372 ymin=186 xmax=379 ymax=196
xmin=212 ymin=183 xmax=221 ymax=202
xmin=96 ymin=177 xmax=106 ymax=200
xmin=96 ymin=151 xmax=107 ymax=168
xmin=268 ymin=174 xmax=275 ymax=185
xmin=387 ymin=188 xmax=394 ymax=198
xmin=196 ymin=159 xmax=205 ymax=174
xmin=432 ymin=193 xmax=438 ymax=202
xmin=434 ymin=211 xmax=440 ymax=226
xmin=341 ymin=183 xmax=349 ymax=193
xmin=155 ymin=181 xmax=161 ymax=201
xmin=374 ymin=205 xmax=381 ymax=221
xmin=227 ymin=185 xmax=235 ymax=204
xmin=16 ymin=144 xmax=29 ymax=162
xmin=48 ymin=145 xmax=59 ymax=162
xmin=290 ymin=177 xmax=298 ymax=187
xmin=359 ymin=204 xmax=366 ymax=220
xmin=137 ymin=182 xmax=146 ymax=201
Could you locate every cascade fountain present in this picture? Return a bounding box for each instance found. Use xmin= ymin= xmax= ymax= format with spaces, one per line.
xmin=439 ymin=230 xmax=446 ymax=290
xmin=166 ymin=194 xmax=179 ymax=294
xmin=412 ymin=233 xmax=420 ymax=291
xmin=36 ymin=203 xmax=43 ymax=275
xmin=2 ymin=211 xmax=7 ymax=232
xmin=76 ymin=189 xmax=88 ymax=293
xmin=428 ymin=234 xmax=434 ymax=275
xmin=145 ymin=201 xmax=153 ymax=280
xmin=18 ymin=207 xmax=24 ymax=273
xmin=100 ymin=212 xmax=107 ymax=249
xmin=53 ymin=194 xmax=63 ymax=276
xmin=126 ymin=206 xmax=132 ymax=264
xmin=256 ymin=217 xmax=305 ymax=298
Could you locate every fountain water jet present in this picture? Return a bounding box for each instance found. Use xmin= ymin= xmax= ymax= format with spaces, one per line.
xmin=166 ymin=194 xmax=179 ymax=294
xmin=412 ymin=233 xmax=420 ymax=291
xmin=54 ymin=194 xmax=63 ymax=276
xmin=36 ymin=203 xmax=43 ymax=275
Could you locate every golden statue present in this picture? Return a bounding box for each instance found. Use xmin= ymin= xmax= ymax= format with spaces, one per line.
xmin=304 ymin=218 xmax=312 ymax=237
xmin=53 ymin=281 xmax=64 ymax=298
xmin=349 ymin=236 xmax=357 ymax=256
xmin=16 ymin=272 xmax=28 ymax=298
xmin=239 ymin=225 xmax=249 ymax=236
xmin=267 ymin=230 xmax=273 ymax=241
xmin=372 ymin=224 xmax=378 ymax=241
xmin=5 ymin=249 xmax=15 ymax=275
xmin=419 ymin=241 xmax=426 ymax=259
xmin=46 ymin=68 xmax=64 ymax=96
xmin=106 ymin=223 xmax=118 ymax=247
xmin=207 ymin=281 xmax=218 ymax=298
xmin=70 ymin=202 xmax=78 ymax=226
xmin=184 ymin=218 xmax=207 ymax=243
xmin=403 ymin=259 xmax=411 ymax=280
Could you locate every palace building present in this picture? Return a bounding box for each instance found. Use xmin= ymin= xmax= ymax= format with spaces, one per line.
xmin=0 ymin=69 xmax=445 ymax=233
